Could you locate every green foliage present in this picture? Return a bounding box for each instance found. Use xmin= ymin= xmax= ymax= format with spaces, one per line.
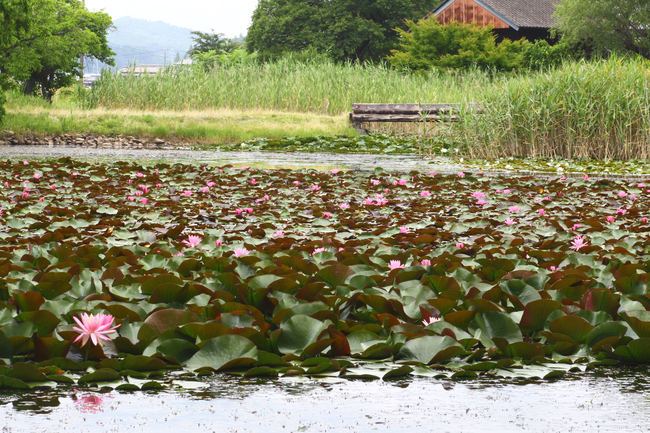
xmin=521 ymin=40 xmax=576 ymax=71
xmin=0 ymin=0 xmax=114 ymax=102
xmin=192 ymin=48 xmax=258 ymax=71
xmin=0 ymin=0 xmax=32 ymax=46
xmin=0 ymin=0 xmax=31 ymax=124
xmin=187 ymin=30 xmax=241 ymax=58
xmin=246 ymin=0 xmax=437 ymax=62
xmin=387 ymin=18 xmax=527 ymax=72
xmin=554 ymin=0 xmax=650 ymax=59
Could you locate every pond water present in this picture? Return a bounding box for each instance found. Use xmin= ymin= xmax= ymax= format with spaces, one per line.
xmin=2 ymin=369 xmax=649 ymax=433
xmin=0 ymin=146 xmax=458 ymax=173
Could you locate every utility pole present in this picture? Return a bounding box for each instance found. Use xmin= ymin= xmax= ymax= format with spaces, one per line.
xmin=163 ymin=48 xmax=168 ymax=67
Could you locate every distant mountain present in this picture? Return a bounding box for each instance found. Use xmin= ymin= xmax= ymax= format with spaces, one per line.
xmin=92 ymin=17 xmax=194 ymax=72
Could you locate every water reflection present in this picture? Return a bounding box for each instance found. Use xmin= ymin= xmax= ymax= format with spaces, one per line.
xmin=1 ymin=370 xmax=650 ymax=432
xmin=71 ymin=389 xmax=113 ymax=414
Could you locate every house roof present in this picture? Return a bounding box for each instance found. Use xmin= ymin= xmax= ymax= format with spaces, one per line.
xmin=431 ymin=0 xmax=557 ymax=29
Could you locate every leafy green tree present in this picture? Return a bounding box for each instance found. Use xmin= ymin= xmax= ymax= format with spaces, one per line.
xmin=246 ymin=0 xmax=437 ymax=62
xmin=0 ymin=0 xmax=32 ymax=123
xmin=554 ymin=0 xmax=650 ymax=59
xmin=187 ymin=31 xmax=241 ymax=58
xmin=0 ymin=0 xmax=114 ymax=102
xmin=387 ymin=18 xmax=526 ymax=72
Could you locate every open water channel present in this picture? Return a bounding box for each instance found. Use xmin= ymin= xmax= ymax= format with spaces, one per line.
xmin=1 ymin=146 xmax=649 ymax=432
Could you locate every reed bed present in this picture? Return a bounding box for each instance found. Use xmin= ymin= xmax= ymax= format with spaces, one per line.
xmin=87 ymin=59 xmax=483 ymax=115
xmin=452 ymin=57 xmax=650 ymax=160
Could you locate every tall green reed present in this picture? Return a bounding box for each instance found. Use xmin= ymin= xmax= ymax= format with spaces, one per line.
xmin=86 ymin=59 xmax=487 ymax=115
xmin=453 ymin=56 xmax=650 ymax=160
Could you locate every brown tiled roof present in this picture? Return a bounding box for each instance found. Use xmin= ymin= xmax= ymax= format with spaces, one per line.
xmin=432 ymin=0 xmax=557 ymax=29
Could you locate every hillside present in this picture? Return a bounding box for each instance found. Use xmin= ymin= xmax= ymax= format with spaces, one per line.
xmin=92 ymin=16 xmax=194 ymax=71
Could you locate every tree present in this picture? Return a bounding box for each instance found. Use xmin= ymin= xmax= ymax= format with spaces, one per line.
xmin=0 ymin=0 xmax=31 ymax=123
xmin=246 ymin=0 xmax=438 ymax=63
xmin=386 ymin=18 xmax=526 ymax=72
xmin=554 ymin=0 xmax=650 ymax=59
xmin=187 ymin=30 xmax=241 ymax=58
xmin=0 ymin=0 xmax=114 ymax=102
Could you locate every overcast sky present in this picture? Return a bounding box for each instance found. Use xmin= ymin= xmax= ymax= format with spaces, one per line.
xmin=84 ymin=0 xmax=259 ymax=37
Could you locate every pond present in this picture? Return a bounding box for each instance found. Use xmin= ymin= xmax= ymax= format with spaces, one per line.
xmin=1 ymin=147 xmax=649 ymax=432
xmin=2 ymin=369 xmax=649 ymax=433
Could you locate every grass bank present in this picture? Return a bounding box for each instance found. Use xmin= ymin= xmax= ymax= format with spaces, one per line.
xmin=2 ymin=90 xmax=353 ymax=145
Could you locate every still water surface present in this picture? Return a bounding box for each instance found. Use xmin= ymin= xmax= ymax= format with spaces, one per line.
xmin=2 ymin=370 xmax=649 ymax=433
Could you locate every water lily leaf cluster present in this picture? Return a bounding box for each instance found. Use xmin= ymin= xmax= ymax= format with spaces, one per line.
xmin=215 ymin=135 xmax=419 ymax=154
xmin=0 ymin=158 xmax=649 ymax=388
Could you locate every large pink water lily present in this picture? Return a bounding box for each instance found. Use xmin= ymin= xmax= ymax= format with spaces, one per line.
xmin=569 ymin=235 xmax=588 ymax=251
xmin=233 ymin=247 xmax=249 ymax=257
xmin=182 ymin=235 xmax=202 ymax=248
xmin=73 ymin=313 xmax=120 ymax=347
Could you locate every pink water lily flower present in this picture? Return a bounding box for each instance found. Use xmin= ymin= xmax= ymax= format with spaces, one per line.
xmin=538 ymin=209 xmax=545 ymax=215
xmin=141 ymin=198 xmax=148 ymax=205
xmin=312 ymin=247 xmax=327 ymax=255
xmin=244 ymin=208 xmax=253 ymax=214
xmin=182 ymin=190 xmax=192 ymax=196
xmin=569 ymin=235 xmax=588 ymax=251
xmin=399 ymin=226 xmax=409 ymax=234
xmin=312 ymin=185 xmax=321 ymax=191
xmin=504 ymin=218 xmax=516 ymax=225
xmin=476 ymin=199 xmax=487 ymax=206
xmin=323 ymin=212 xmax=331 ymax=219
xmin=73 ymin=313 xmax=120 ymax=347
xmin=472 ymin=191 xmax=485 ymax=198
xmin=429 ymin=171 xmax=436 ymax=176
xmin=618 ymin=191 xmax=628 ymax=198
xmin=339 ymin=203 xmax=349 ymax=209
xmin=183 ymin=235 xmax=202 ymax=248
xmin=201 ymin=186 xmax=210 ymax=192
xmin=215 ymin=239 xmax=223 ymax=247
xmin=33 ymin=173 xmax=41 ymax=179
xmin=233 ymin=247 xmax=249 ymax=257
xmin=364 ymin=198 xmax=375 ymax=205
xmin=420 ymin=259 xmax=431 ymax=267
xmin=458 ymin=172 xmax=465 ymax=178
xmin=456 ymin=242 xmax=464 ymax=248
xmin=642 ymin=217 xmax=648 ymax=223
xmin=422 ymin=317 xmax=441 ymax=326
xmin=502 ymin=189 xmax=511 ymax=194
xmin=273 ymin=230 xmax=283 ymax=238
xmin=420 ymin=190 xmax=431 ymax=197
xmin=371 ymin=179 xmax=380 ymax=185
xmin=207 ymin=181 xmax=216 ymax=187
xmin=388 ymin=260 xmax=405 ymax=270
xmin=251 ymin=179 xmax=256 ymax=184
xmin=508 ymin=205 xmax=521 ymax=213
xmin=607 ymin=216 xmax=615 ymax=223
xmin=136 ymin=173 xmax=144 ymax=178
xmin=235 ymin=208 xmax=243 ymax=214
xmin=331 ymin=169 xmax=339 ymax=174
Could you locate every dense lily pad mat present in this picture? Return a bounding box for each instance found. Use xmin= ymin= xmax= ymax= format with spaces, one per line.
xmin=1 ymin=158 xmax=650 ymax=389
xmin=211 ymin=135 xmax=420 ymax=154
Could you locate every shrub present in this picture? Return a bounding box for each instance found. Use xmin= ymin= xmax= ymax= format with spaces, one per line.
xmin=386 ymin=18 xmax=527 ymax=72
